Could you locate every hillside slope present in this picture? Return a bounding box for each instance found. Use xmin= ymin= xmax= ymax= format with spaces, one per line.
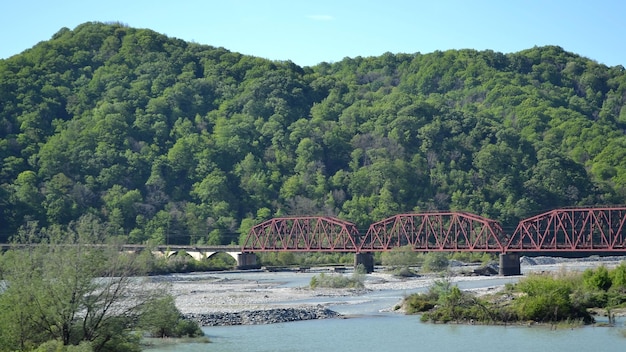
xmin=1 ymin=22 xmax=625 ymax=243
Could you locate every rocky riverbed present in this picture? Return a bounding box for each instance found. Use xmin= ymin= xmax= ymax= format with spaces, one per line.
xmin=164 ymin=256 xmax=626 ymax=326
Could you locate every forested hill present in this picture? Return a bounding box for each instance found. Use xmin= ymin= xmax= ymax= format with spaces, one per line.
xmin=1 ymin=22 xmax=626 ymax=244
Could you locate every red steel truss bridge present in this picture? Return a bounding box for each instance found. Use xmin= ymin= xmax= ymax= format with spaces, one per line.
xmin=243 ymin=216 xmax=361 ymax=252
xmin=241 ymin=207 xmax=626 ymax=254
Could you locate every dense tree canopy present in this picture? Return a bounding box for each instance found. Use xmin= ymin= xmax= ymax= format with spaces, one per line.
xmin=1 ymin=22 xmax=626 ymax=244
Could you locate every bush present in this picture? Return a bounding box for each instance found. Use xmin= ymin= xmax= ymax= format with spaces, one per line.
xmin=513 ymin=274 xmax=592 ymax=323
xmin=414 ymin=281 xmax=496 ymax=323
xmin=309 ymin=272 xmax=364 ymax=289
xmin=405 ymin=268 xmax=626 ymax=326
xmin=174 ymin=319 xmax=204 ymax=338
xmin=381 ymin=246 xmax=423 ymax=267
xmin=140 ymin=295 xmax=204 ymax=338
xmin=403 ymin=293 xmax=436 ymax=314
xmin=583 ymin=266 xmax=612 ymax=291
xmin=422 ymin=252 xmax=449 ymax=272
xmin=33 ymin=340 xmax=95 ymax=352
xmin=391 ymin=266 xmax=419 ymax=278
xmin=0 ymin=223 xmax=164 ymax=351
xmin=610 ymin=262 xmax=626 ymax=289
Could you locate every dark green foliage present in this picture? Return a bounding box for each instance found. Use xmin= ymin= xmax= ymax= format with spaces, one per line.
xmin=139 ymin=295 xmax=203 ymax=338
xmin=2 ymin=23 xmax=626 ymax=244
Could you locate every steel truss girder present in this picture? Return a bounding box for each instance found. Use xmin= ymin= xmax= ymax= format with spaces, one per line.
xmin=359 ymin=212 xmax=505 ymax=252
xmin=506 ymin=207 xmax=626 ymax=252
xmin=242 ymin=216 xmax=361 ymax=252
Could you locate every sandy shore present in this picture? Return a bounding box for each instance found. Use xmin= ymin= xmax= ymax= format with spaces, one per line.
xmin=166 ymin=256 xmax=626 ymax=316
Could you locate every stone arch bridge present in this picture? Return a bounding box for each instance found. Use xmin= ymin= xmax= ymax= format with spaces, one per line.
xmin=121 ymin=244 xmax=257 ymax=269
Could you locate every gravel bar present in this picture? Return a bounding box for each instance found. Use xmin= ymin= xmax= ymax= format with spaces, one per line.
xmin=184 ymin=306 xmax=341 ymax=326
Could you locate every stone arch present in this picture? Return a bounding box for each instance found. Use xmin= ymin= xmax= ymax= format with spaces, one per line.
xmin=206 ymin=251 xmax=241 ymax=262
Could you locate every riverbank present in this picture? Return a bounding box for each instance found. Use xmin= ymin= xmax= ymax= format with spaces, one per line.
xmin=166 ymin=256 xmax=626 ymax=326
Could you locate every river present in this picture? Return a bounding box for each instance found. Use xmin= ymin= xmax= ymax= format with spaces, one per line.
xmin=147 ymin=267 xmax=626 ymax=352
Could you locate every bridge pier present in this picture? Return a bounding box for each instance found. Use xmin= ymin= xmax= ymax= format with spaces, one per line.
xmin=237 ymin=253 xmax=260 ymax=269
xmin=499 ymin=253 xmax=521 ymax=276
xmin=354 ymin=252 xmax=374 ymax=273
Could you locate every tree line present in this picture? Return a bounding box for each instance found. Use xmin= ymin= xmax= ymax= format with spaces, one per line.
xmin=1 ymin=22 xmax=626 ymax=245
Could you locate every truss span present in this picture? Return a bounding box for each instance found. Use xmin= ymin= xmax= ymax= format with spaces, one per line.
xmin=242 ymin=216 xmax=361 ymax=252
xmin=359 ymin=212 xmax=505 ymax=252
xmin=506 ymin=207 xmax=626 ymax=252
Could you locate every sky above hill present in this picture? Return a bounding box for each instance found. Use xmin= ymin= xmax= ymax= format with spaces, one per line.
xmin=2 ymin=0 xmax=625 ymax=67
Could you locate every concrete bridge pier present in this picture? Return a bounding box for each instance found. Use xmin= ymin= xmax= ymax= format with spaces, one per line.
xmin=237 ymin=252 xmax=260 ymax=269
xmin=499 ymin=253 xmax=521 ymax=276
xmin=354 ymin=252 xmax=375 ymax=273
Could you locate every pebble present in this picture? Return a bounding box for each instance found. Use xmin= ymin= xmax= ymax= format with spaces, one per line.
xmin=184 ymin=306 xmax=341 ymax=326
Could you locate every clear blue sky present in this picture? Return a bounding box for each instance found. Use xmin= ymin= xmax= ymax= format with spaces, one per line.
xmin=2 ymin=0 xmax=625 ymax=67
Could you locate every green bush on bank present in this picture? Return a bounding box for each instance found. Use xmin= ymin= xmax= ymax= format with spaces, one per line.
xmin=514 ymin=272 xmax=592 ymax=324
xmin=404 ymin=264 xmax=626 ymax=325
xmin=390 ymin=266 xmax=419 ymax=278
xmin=139 ymin=295 xmax=203 ymax=339
xmin=422 ymin=252 xmax=450 ymax=272
xmin=309 ymin=266 xmax=366 ymax=289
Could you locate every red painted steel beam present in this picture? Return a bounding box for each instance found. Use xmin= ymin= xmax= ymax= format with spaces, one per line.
xmin=242 ymin=216 xmax=361 ymax=252
xmin=506 ymin=207 xmax=626 ymax=252
xmin=359 ymin=212 xmax=505 ymax=252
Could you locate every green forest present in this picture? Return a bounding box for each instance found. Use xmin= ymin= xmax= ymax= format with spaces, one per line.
xmin=1 ymin=22 xmax=626 ymax=245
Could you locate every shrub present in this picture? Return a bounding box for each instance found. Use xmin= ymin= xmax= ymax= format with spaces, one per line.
xmin=610 ymin=262 xmax=626 ymax=289
xmin=174 ymin=319 xmax=204 ymax=338
xmin=513 ymin=274 xmax=592 ymax=323
xmin=403 ymin=293 xmax=436 ymax=314
xmin=583 ymin=266 xmax=612 ymax=291
xmin=392 ymin=266 xmax=419 ymax=277
xmin=381 ymin=246 xmax=423 ymax=267
xmin=140 ymin=295 xmax=203 ymax=338
xmin=309 ymin=272 xmax=364 ymax=289
xmin=416 ymin=282 xmax=496 ymax=323
xmin=422 ymin=252 xmax=449 ymax=272
xmin=33 ymin=340 xmax=95 ymax=352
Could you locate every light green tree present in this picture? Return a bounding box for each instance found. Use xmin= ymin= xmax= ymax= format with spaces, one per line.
xmin=0 ymin=216 xmax=200 ymax=351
